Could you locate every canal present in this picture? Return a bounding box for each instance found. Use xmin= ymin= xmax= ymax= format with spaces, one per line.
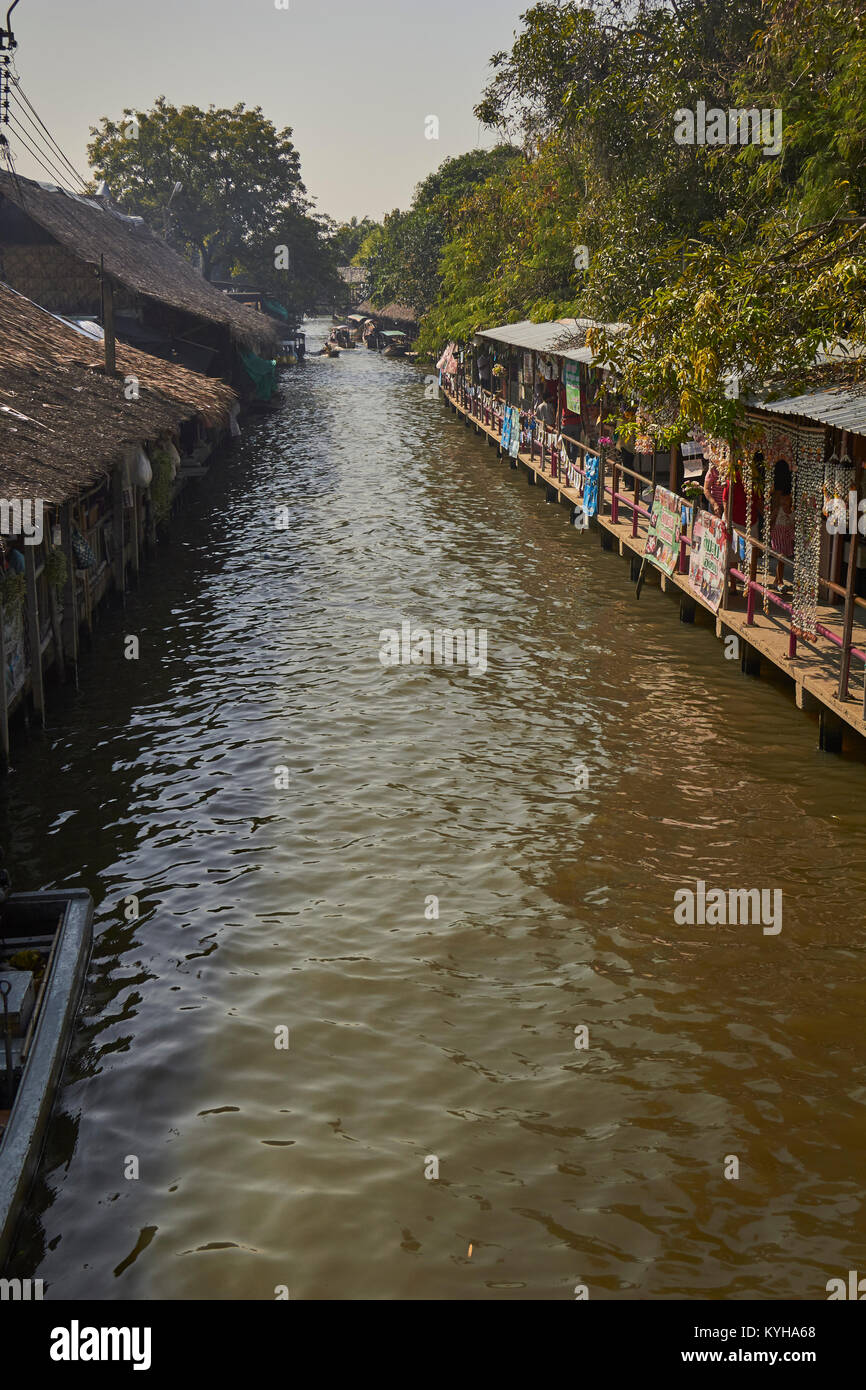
xmin=3 ymin=318 xmax=865 ymax=1299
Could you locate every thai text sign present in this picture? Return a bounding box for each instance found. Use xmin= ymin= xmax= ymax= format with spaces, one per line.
xmin=689 ymin=511 xmax=726 ymax=612
xmin=644 ymin=485 xmax=682 ymax=576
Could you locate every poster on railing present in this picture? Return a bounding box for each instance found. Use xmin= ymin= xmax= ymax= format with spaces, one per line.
xmin=501 ymin=406 xmax=514 ymax=453
xmin=584 ymin=456 xmax=599 ymax=517
xmin=689 ymin=511 xmax=726 ymax=612
xmin=644 ymin=485 xmax=682 ymax=577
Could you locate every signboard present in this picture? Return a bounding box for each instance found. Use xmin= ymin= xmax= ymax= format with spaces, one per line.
xmin=644 ymin=485 xmax=682 ymax=577
xmin=688 ymin=510 xmax=726 ymax=612
xmin=563 ymin=361 xmax=582 ymax=414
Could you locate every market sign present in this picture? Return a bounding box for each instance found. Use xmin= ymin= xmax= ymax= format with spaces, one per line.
xmin=644 ymin=485 xmax=682 ymax=576
xmin=563 ymin=361 xmax=581 ymax=413
xmin=689 ymin=510 xmax=726 ymax=612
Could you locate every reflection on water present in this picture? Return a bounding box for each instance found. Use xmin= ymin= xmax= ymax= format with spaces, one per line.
xmin=3 ymin=320 xmax=865 ymax=1299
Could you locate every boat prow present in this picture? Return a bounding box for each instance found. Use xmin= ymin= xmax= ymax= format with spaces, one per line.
xmin=0 ymin=889 xmax=93 ymax=1269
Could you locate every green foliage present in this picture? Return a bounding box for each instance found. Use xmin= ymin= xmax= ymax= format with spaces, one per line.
xmin=88 ymin=98 xmax=339 ymax=314
xmin=362 ymin=147 xmax=523 ymax=317
xmin=0 ymin=571 xmax=25 ymax=616
xmin=43 ymin=547 xmax=68 ymax=592
xmin=418 ymin=0 xmax=866 ymax=432
xmin=148 ymin=445 xmax=174 ymax=525
xmin=327 ymin=216 xmax=381 ymax=264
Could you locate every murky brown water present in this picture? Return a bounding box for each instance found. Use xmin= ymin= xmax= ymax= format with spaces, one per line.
xmin=3 ymin=319 xmax=865 ymax=1299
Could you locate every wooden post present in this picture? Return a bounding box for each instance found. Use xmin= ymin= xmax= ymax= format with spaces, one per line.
xmin=0 ymin=600 xmax=9 ymax=769
xmin=60 ymin=502 xmax=79 ymax=675
xmin=102 ymin=258 xmax=117 ymax=377
xmin=46 ymin=525 xmax=65 ymax=684
xmin=837 ymin=458 xmax=862 ymax=700
xmin=720 ymin=446 xmax=735 ymax=610
xmin=131 ymin=485 xmax=141 ymax=579
xmin=112 ymin=463 xmax=126 ymax=601
xmin=669 ymin=443 xmax=681 ymax=498
xmin=24 ymin=543 xmax=45 ymax=725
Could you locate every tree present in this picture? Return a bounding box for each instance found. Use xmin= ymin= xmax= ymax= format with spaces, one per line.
xmin=327 ymin=216 xmax=381 ymax=264
xmin=88 ymin=97 xmax=306 ymax=281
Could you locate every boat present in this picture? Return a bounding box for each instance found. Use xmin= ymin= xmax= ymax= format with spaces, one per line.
xmin=330 ymin=326 xmax=357 ymax=349
xmin=381 ymin=330 xmax=410 ymax=358
xmin=0 ymin=888 xmax=93 ymax=1268
xmin=275 ymin=329 xmax=306 ymax=367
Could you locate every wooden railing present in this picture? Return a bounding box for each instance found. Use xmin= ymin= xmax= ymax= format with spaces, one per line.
xmin=443 ymin=372 xmax=866 ymax=712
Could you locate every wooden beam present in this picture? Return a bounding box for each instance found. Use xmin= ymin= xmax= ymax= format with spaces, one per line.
xmin=24 ymin=542 xmax=45 ymax=725
xmin=837 ymin=448 xmax=860 ymax=700
xmin=0 ymin=601 xmax=9 ymax=769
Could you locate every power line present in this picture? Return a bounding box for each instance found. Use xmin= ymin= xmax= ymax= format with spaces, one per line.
xmin=7 ymin=76 xmax=88 ymax=191
xmin=6 ymin=89 xmax=87 ymax=191
xmin=4 ymin=110 xmax=80 ymax=189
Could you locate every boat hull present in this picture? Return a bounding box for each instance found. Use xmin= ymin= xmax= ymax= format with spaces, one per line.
xmin=0 ymin=889 xmax=93 ymax=1269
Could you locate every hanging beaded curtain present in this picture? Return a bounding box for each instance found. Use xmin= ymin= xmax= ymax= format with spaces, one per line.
xmin=761 ymin=446 xmax=774 ymax=611
xmin=791 ymin=425 xmax=827 ymax=641
xmin=823 ymin=449 xmax=855 ymax=527
xmin=750 ymin=421 xmax=795 ymax=612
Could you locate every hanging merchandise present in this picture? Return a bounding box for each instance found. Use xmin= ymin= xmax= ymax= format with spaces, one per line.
xmin=742 ymin=451 xmax=754 ymax=577
xmin=791 ymin=426 xmax=826 ymax=641
xmin=132 ymin=445 xmax=152 ymax=488
xmin=583 ymin=456 xmax=600 ymax=517
xmin=70 ymin=526 xmax=97 ymax=571
xmin=761 ymin=451 xmax=773 ymax=612
xmin=509 ymin=409 xmax=521 ymax=458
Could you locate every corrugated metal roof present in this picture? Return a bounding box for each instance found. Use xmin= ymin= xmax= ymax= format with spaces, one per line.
xmin=753 ymin=386 xmax=866 ymax=434
xmin=475 ymin=317 xmax=625 ymax=365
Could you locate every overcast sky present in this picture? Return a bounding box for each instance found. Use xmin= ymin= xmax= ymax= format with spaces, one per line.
xmin=5 ymin=0 xmax=527 ymax=222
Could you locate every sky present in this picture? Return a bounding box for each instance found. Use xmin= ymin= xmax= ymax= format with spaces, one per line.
xmin=4 ymin=0 xmax=529 ymax=222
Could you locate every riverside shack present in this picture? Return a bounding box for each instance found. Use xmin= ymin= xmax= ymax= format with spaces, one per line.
xmin=441 ymin=321 xmax=866 ymax=754
xmin=0 ymin=281 xmax=236 ymax=763
xmin=0 ymin=173 xmax=279 ymax=396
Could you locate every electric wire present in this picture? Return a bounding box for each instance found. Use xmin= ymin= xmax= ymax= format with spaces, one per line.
xmin=6 ymin=76 xmax=88 ymax=190
xmin=4 ymin=109 xmax=79 ymax=189
xmin=6 ymin=92 xmax=87 ymax=192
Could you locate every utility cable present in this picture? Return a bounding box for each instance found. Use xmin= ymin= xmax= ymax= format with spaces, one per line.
xmin=4 ymin=110 xmax=79 ymax=188
xmin=6 ymin=90 xmax=87 ymax=191
xmin=7 ymin=75 xmax=89 ymax=190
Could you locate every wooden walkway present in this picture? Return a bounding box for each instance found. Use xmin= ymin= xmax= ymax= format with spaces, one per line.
xmin=442 ymin=385 xmax=866 ymax=753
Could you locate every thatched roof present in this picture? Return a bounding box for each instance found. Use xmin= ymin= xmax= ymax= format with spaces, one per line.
xmin=0 ymin=282 xmax=236 ymax=503
xmin=0 ymin=172 xmax=278 ymax=351
xmin=374 ymin=302 xmax=418 ymax=326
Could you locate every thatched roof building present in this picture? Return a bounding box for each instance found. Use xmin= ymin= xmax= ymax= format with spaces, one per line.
xmin=355 ymin=299 xmax=418 ymax=331
xmin=0 ymin=172 xmax=278 ymax=355
xmin=0 ymin=282 xmax=235 ymax=503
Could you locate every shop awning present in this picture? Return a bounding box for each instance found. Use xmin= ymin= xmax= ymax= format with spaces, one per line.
xmin=475 ymin=318 xmax=626 ymax=366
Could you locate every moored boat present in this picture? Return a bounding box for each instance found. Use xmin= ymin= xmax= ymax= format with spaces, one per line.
xmin=0 ymin=889 xmax=93 ymax=1268
xmin=381 ymin=330 xmax=409 ymax=357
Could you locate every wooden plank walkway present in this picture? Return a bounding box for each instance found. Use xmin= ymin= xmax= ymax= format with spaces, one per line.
xmin=443 ymin=387 xmax=866 ymax=750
